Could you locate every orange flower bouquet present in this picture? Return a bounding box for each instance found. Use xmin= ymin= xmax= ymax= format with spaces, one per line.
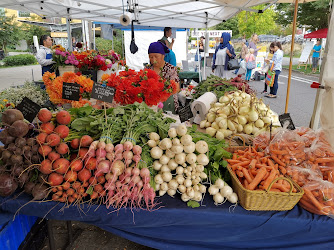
xmin=42 ymin=72 xmax=94 ymax=107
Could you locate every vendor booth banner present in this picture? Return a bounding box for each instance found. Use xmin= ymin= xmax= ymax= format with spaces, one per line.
xmin=191 ymin=30 xmax=232 ymax=38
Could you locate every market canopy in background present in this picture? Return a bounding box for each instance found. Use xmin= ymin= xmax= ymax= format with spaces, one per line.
xmin=304 ymin=28 xmax=328 ymax=39
xmin=1 ymin=0 xmax=281 ymax=29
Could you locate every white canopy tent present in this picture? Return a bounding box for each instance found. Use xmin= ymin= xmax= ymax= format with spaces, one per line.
xmin=0 ymin=0 xmax=276 ymax=29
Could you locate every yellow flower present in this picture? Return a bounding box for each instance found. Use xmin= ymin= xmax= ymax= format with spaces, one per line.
xmin=0 ymin=104 xmax=4 ymax=108
xmin=11 ymin=103 xmax=15 ymax=107
xmin=3 ymin=99 xmax=8 ymax=102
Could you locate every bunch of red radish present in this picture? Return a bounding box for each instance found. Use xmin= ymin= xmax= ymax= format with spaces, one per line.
xmin=84 ymin=140 xmax=156 ymax=210
xmin=35 ymin=109 xmax=156 ymax=209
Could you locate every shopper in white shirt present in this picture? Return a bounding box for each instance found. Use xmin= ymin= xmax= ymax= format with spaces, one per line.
xmin=36 ymin=35 xmax=57 ymax=76
xmin=265 ymin=41 xmax=283 ymax=98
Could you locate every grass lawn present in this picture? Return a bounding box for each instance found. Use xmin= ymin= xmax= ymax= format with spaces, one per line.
xmin=0 ymin=62 xmax=38 ymax=69
xmin=283 ymin=64 xmax=320 ymax=75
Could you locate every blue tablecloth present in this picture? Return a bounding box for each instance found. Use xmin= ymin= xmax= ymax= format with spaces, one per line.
xmin=0 ymin=193 xmax=333 ymax=249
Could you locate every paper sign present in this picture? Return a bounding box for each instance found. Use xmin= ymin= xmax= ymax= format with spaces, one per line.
xmin=91 ymin=83 xmax=115 ymax=103
xmin=62 ymin=82 xmax=80 ymax=101
xmin=279 ymin=113 xmax=295 ymax=130
xmin=16 ymin=97 xmax=41 ymax=122
xmin=178 ymin=105 xmax=193 ymax=123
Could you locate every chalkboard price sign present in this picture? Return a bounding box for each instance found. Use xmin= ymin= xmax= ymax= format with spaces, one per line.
xmin=62 ymin=82 xmax=80 ymax=101
xmin=91 ymin=83 xmax=115 ymax=103
xmin=178 ymin=105 xmax=193 ymax=123
xmin=16 ymin=97 xmax=41 ymax=122
xmin=279 ymin=113 xmax=295 ymax=130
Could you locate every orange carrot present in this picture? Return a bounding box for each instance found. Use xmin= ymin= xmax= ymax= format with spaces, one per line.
xmin=304 ymin=189 xmax=328 ymax=212
xmin=315 ymin=157 xmax=334 ymax=164
xmin=243 ymin=179 xmax=249 ymax=189
xmin=278 ymin=165 xmax=287 ymax=175
xmin=236 ymin=170 xmax=244 ymax=178
xmin=262 ymin=169 xmax=277 ymax=190
xmin=227 ymin=159 xmax=241 ymax=164
xmin=242 ymin=167 xmax=253 ymax=183
xmin=248 ymin=167 xmax=267 ymax=190
xmin=271 ymin=155 xmax=286 ymax=166
xmin=249 ymin=159 xmax=257 ymax=169
xmin=231 ymin=160 xmax=251 ymax=170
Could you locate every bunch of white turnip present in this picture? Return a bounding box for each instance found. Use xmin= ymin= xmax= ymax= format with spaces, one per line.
xmin=200 ymin=90 xmax=279 ymax=139
xmin=149 ymin=124 xmax=210 ymax=203
xmin=208 ymin=178 xmax=238 ymax=205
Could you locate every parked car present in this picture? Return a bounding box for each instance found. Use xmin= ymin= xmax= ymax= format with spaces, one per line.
xmin=258 ymin=35 xmax=279 ymax=42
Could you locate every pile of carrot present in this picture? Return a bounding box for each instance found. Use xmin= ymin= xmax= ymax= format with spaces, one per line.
xmin=252 ymin=126 xmax=334 ymax=216
xmin=228 ymin=146 xmax=297 ymax=193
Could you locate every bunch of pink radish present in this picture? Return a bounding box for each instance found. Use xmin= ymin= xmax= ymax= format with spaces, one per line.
xmin=85 ymin=140 xmax=156 ymax=210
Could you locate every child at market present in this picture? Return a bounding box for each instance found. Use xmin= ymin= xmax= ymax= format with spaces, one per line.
xmin=244 ymin=48 xmax=255 ymax=81
xmin=265 ymin=41 xmax=283 ymax=98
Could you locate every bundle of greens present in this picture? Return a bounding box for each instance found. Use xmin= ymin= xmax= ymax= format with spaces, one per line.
xmin=68 ymin=102 xmax=175 ymax=148
xmin=193 ymin=75 xmax=237 ymax=100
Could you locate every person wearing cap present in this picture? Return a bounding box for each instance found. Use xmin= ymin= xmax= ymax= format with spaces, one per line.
xmin=146 ymin=41 xmax=180 ymax=113
xmin=212 ymin=32 xmax=236 ymax=79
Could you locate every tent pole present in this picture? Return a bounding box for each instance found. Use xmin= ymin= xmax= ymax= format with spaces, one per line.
xmin=82 ymin=20 xmax=86 ymax=51
xmin=93 ymin=23 xmax=96 ymax=50
xmin=196 ymin=29 xmax=201 ymax=81
xmin=66 ymin=10 xmax=72 ymax=51
xmin=203 ymin=12 xmax=208 ymax=80
xmin=284 ymin=0 xmax=298 ymax=113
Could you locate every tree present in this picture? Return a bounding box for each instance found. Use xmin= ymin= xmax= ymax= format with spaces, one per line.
xmin=22 ymin=16 xmax=49 ymax=46
xmin=0 ymin=15 xmax=21 ymax=52
xmin=275 ymin=0 xmax=330 ymax=31
xmin=237 ymin=5 xmax=276 ymax=38
xmin=210 ymin=16 xmax=239 ymax=37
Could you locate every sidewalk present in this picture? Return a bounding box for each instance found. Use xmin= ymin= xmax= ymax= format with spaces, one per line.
xmin=0 ymin=64 xmax=41 ymax=90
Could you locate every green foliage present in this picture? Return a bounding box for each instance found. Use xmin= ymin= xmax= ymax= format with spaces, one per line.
xmin=0 ymin=15 xmax=22 ymax=52
xmin=275 ymin=0 xmax=330 ymax=31
xmin=238 ymin=5 xmax=276 ymax=38
xmin=211 ymin=16 xmax=239 ymax=37
xmin=22 ymin=16 xmax=49 ymax=46
xmin=96 ymin=33 xmax=124 ymax=57
xmin=3 ymin=54 xmax=37 ymax=66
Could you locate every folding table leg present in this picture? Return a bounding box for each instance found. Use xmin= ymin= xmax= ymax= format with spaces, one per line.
xmin=67 ymin=221 xmax=73 ymax=244
xmin=47 ymin=219 xmax=56 ymax=250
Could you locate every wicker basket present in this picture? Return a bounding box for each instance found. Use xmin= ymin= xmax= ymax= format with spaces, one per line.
xmin=227 ymin=165 xmax=304 ymax=211
xmin=226 ymin=134 xmax=253 ymax=153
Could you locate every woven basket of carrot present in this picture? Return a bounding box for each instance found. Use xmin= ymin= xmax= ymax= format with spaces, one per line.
xmin=227 ymin=146 xmax=304 ymax=211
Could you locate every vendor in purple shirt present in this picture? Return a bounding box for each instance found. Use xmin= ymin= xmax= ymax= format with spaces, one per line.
xmin=248 ymin=34 xmax=263 ymax=58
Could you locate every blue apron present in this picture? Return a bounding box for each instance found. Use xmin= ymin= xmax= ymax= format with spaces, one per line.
xmin=42 ymin=52 xmax=55 ymax=76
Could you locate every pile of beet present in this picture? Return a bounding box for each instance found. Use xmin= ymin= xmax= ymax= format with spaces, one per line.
xmin=0 ymin=109 xmax=47 ymax=198
xmin=230 ymin=75 xmax=254 ymax=94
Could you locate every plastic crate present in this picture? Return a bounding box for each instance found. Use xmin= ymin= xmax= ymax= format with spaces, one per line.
xmin=0 ymin=214 xmax=38 ymax=250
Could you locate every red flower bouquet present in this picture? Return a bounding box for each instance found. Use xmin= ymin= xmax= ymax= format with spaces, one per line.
xmin=74 ymin=50 xmax=120 ymax=71
xmin=101 ymin=69 xmax=179 ymax=106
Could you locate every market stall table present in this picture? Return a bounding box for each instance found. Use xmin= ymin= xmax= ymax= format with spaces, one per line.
xmin=0 ymin=193 xmax=333 ymax=249
xmin=179 ymin=71 xmax=200 ymax=87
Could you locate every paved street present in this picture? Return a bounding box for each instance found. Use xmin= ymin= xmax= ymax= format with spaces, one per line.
xmin=248 ymin=69 xmax=319 ymax=127
xmin=0 ymin=64 xmax=41 ymax=90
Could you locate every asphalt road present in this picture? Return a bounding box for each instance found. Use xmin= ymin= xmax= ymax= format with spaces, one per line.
xmin=248 ymin=69 xmax=319 ymax=127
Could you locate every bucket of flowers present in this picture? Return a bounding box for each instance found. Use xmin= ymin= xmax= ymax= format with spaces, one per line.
xmin=52 ymin=45 xmax=79 ymax=75
xmin=42 ymin=71 xmax=94 ymax=108
xmin=74 ymin=50 xmax=120 ymax=82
